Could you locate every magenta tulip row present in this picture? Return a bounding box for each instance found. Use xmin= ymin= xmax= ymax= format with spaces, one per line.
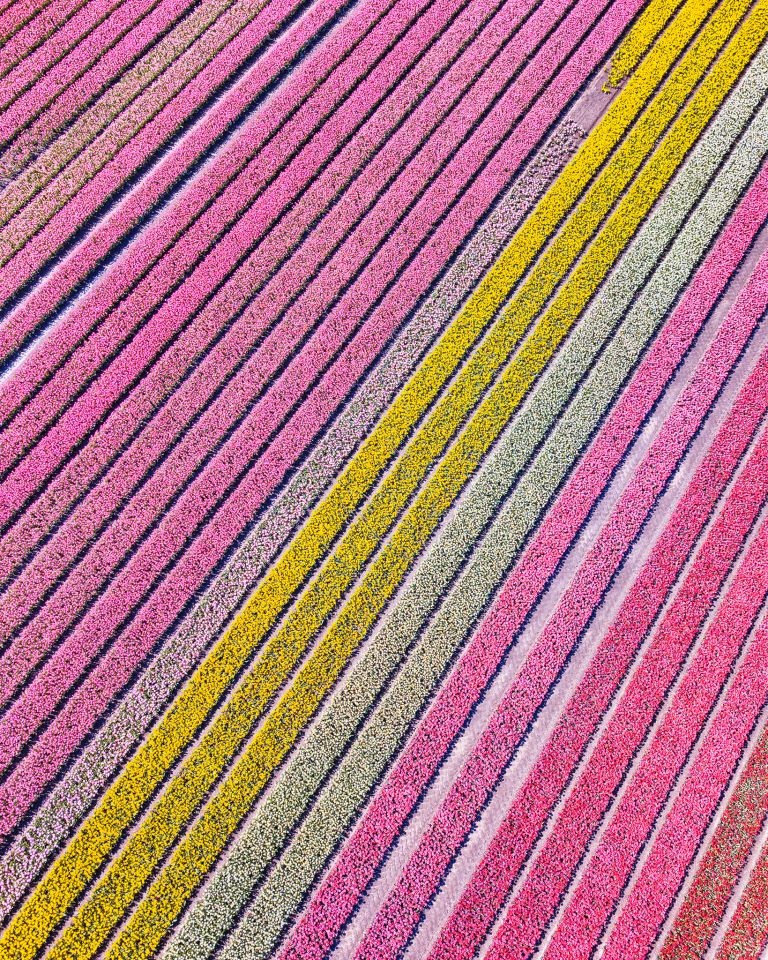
xmin=0 ymin=0 xmax=348 ymax=361
xmin=0 ymin=0 xmax=337 ymax=315
xmin=0 ymin=0 xmax=620 ymax=837
xmin=279 ymin=175 xmax=768 ymax=960
xmin=0 ymin=0 xmax=521 ymax=593
xmin=0 ymin=0 xmax=593 ymax=688
xmin=0 ymin=0 xmax=115 ymax=107
xmin=0 ymin=0 xmax=69 ymax=54
xmin=0 ymin=0 xmax=438 ymax=466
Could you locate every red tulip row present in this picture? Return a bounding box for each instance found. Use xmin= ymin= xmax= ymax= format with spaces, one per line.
xmin=715 ymin=836 xmax=768 ymax=959
xmin=597 ymin=623 xmax=768 ymax=959
xmin=657 ymin=723 xmax=768 ymax=958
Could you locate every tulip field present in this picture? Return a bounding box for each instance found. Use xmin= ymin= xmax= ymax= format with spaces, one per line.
xmin=4 ymin=0 xmax=768 ymax=957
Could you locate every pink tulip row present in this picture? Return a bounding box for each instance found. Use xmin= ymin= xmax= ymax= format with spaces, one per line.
xmin=495 ymin=497 xmax=768 ymax=960
xmin=0 ymin=0 xmax=202 ymax=183
xmin=0 ymin=0 xmax=430 ymax=471
xmin=0 ymin=0 xmax=122 ymax=112
xmin=427 ymin=333 xmax=768 ymax=959
xmin=0 ymin=0 xmax=485 ymax=668
xmin=0 ymin=0 xmax=586 ymax=713
xmin=0 ymin=0 xmax=350 ymax=382
xmin=0 ymin=0 xmax=63 ymax=51
xmin=657 ymin=725 xmax=768 ymax=958
xmin=0 ymin=0 xmax=518 ymax=630
xmin=0 ymin=124 xmax=578 ymax=923
xmin=0 ymin=0 xmax=327 ymax=302
xmin=0 ymin=0 xmax=110 ymax=105
xmin=277 ymin=174 xmax=768 ymax=960
xmin=598 ymin=620 xmax=768 ymax=960
xmin=0 ymin=0 xmax=620 ymax=837
xmin=430 ymin=412 xmax=768 ymax=960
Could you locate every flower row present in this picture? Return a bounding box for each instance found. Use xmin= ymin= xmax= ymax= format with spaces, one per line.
xmin=0 ymin=0 xmax=352 ymax=363
xmin=282 ymin=55 xmax=768 ymax=958
xmin=0 ymin=121 xmax=578 ymax=928
xmin=0 ymin=0 xmax=594 ymax=843
xmin=0 ymin=0 xmax=558 ymax=684
xmin=175 ymin=39 xmax=768 ymax=960
xmin=0 ymin=0 xmax=200 ymax=182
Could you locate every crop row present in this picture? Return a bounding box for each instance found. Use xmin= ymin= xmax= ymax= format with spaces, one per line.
xmin=0 ymin=0 xmax=203 ymax=183
xmin=0 ymin=0 xmax=107 ymax=98
xmin=13 ymin=13 xmax=760 ymax=952
xmin=164 ymin=72 xmax=768 ymax=960
xmin=0 ymin=0 xmax=125 ymax=114
xmin=0 ymin=119 xmax=579 ymax=929
xmin=495 ymin=472 xmax=768 ymax=960
xmin=600 ymin=623 xmax=768 ymax=959
xmin=715 ymin=836 xmax=768 ymax=958
xmin=604 ymin=0 xmax=685 ymax=88
xmin=0 ymin=0 xmax=352 ymax=364
xmin=0 ymin=0 xmax=654 ymax=841
xmin=0 ymin=0 xmax=563 ymax=673
xmin=0 ymin=0 xmax=246 ymax=231
xmin=657 ymin=720 xmax=768 ymax=957
xmin=0 ymin=1 xmax=732 ymax=952
xmin=0 ymin=0 xmax=460 ymax=486
xmin=0 ymin=0 xmax=89 ymax=65
xmin=0 ymin=0 xmax=606 ymax=830
xmin=47 ymin=23 xmax=758 ymax=960
xmin=331 ymin=135 xmax=768 ymax=960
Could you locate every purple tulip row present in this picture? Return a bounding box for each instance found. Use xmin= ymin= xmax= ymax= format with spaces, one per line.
xmin=0 ymin=0 xmax=69 ymax=53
